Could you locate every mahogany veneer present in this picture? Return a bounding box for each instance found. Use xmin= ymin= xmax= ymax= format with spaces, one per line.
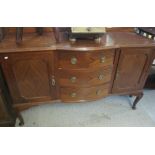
xmin=0 ymin=31 xmax=155 ymax=126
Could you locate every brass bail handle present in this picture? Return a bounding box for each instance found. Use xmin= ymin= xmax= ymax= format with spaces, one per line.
xmin=96 ymin=89 xmax=102 ymax=95
xmin=71 ymin=57 xmax=77 ymax=65
xmin=98 ymin=74 xmax=104 ymax=80
xmin=70 ymin=92 xmax=76 ymax=97
xmin=100 ymin=56 xmax=105 ymax=63
xmin=70 ymin=76 xmax=77 ymax=83
xmin=51 ymin=76 xmax=56 ymax=86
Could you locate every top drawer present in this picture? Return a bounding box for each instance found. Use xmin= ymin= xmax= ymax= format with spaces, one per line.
xmin=57 ymin=49 xmax=115 ymax=69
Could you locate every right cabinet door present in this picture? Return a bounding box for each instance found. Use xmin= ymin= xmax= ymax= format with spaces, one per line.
xmin=112 ymin=48 xmax=153 ymax=93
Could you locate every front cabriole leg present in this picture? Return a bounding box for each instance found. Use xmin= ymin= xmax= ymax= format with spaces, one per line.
xmin=132 ymin=92 xmax=143 ymax=110
xmin=18 ymin=113 xmax=24 ymax=126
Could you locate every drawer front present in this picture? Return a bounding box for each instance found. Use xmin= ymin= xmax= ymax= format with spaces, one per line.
xmin=58 ymin=66 xmax=112 ymax=87
xmin=57 ymin=50 xmax=114 ymax=69
xmin=60 ymin=84 xmax=110 ymax=102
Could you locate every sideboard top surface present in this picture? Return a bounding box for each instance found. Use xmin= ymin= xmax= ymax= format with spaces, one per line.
xmin=0 ymin=32 xmax=155 ymax=53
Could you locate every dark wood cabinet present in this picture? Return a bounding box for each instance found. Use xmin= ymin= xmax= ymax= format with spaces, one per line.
xmin=0 ymin=31 xmax=155 ymax=125
xmin=112 ymin=48 xmax=153 ymax=94
xmin=1 ymin=52 xmax=57 ymax=105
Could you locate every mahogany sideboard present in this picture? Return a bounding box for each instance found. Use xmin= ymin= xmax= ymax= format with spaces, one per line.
xmin=0 ymin=31 xmax=155 ymax=126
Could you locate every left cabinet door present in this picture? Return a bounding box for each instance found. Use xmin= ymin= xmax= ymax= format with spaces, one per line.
xmin=1 ymin=52 xmax=56 ymax=104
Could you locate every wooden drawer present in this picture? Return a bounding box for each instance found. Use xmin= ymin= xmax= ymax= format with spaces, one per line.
xmin=57 ymin=50 xmax=115 ymax=69
xmin=60 ymin=84 xmax=110 ymax=102
xmin=58 ymin=66 xmax=112 ymax=87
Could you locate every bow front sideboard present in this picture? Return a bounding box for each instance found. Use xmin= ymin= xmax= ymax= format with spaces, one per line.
xmin=0 ymin=31 xmax=155 ymax=126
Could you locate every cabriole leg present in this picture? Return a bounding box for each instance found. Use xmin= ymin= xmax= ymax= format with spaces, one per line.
xmin=17 ymin=113 xmax=24 ymax=126
xmin=132 ymin=93 xmax=143 ymax=110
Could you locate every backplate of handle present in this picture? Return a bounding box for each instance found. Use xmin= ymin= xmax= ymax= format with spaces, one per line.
xmin=70 ymin=92 xmax=77 ymax=97
xmin=70 ymin=76 xmax=77 ymax=83
xmin=71 ymin=57 xmax=77 ymax=65
xmin=100 ymin=56 xmax=105 ymax=63
xmin=51 ymin=76 xmax=56 ymax=86
xmin=98 ymin=74 xmax=104 ymax=80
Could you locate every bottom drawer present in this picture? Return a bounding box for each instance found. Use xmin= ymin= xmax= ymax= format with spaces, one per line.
xmin=60 ymin=84 xmax=110 ymax=102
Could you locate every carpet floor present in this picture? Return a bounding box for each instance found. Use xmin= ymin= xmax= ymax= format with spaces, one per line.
xmin=16 ymin=90 xmax=155 ymax=127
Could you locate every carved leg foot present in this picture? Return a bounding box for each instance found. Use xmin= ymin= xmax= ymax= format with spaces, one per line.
xmin=132 ymin=93 xmax=143 ymax=110
xmin=18 ymin=113 xmax=24 ymax=126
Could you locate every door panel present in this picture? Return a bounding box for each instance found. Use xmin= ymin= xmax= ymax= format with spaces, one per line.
xmin=1 ymin=52 xmax=56 ymax=104
xmin=112 ymin=48 xmax=153 ymax=93
xmin=13 ymin=59 xmax=51 ymax=98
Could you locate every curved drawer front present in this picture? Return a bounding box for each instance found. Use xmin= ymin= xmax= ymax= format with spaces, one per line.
xmin=57 ymin=50 xmax=115 ymax=69
xmin=60 ymin=84 xmax=110 ymax=102
xmin=58 ymin=66 xmax=112 ymax=87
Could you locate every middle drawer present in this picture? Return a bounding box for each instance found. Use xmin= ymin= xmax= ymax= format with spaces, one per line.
xmin=58 ymin=66 xmax=112 ymax=87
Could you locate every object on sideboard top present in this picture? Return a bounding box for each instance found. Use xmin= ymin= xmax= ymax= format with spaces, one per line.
xmin=36 ymin=27 xmax=44 ymax=35
xmin=69 ymin=27 xmax=106 ymax=43
xmin=135 ymin=27 xmax=155 ymax=40
xmin=53 ymin=27 xmax=106 ymax=43
xmin=16 ymin=27 xmax=44 ymax=45
xmin=16 ymin=28 xmax=23 ymax=44
xmin=53 ymin=27 xmax=70 ymax=43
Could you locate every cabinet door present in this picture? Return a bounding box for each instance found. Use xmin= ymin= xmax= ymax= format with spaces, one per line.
xmin=1 ymin=52 xmax=56 ymax=104
xmin=112 ymin=48 xmax=153 ymax=93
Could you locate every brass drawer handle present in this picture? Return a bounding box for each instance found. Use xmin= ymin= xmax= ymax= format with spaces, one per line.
xmin=96 ymin=89 xmax=102 ymax=95
xmin=98 ymin=74 xmax=104 ymax=80
xmin=70 ymin=92 xmax=77 ymax=97
xmin=70 ymin=76 xmax=77 ymax=83
xmin=71 ymin=57 xmax=77 ymax=65
xmin=100 ymin=56 xmax=105 ymax=63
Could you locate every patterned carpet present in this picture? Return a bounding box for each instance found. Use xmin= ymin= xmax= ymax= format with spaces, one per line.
xmin=16 ymin=90 xmax=155 ymax=127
